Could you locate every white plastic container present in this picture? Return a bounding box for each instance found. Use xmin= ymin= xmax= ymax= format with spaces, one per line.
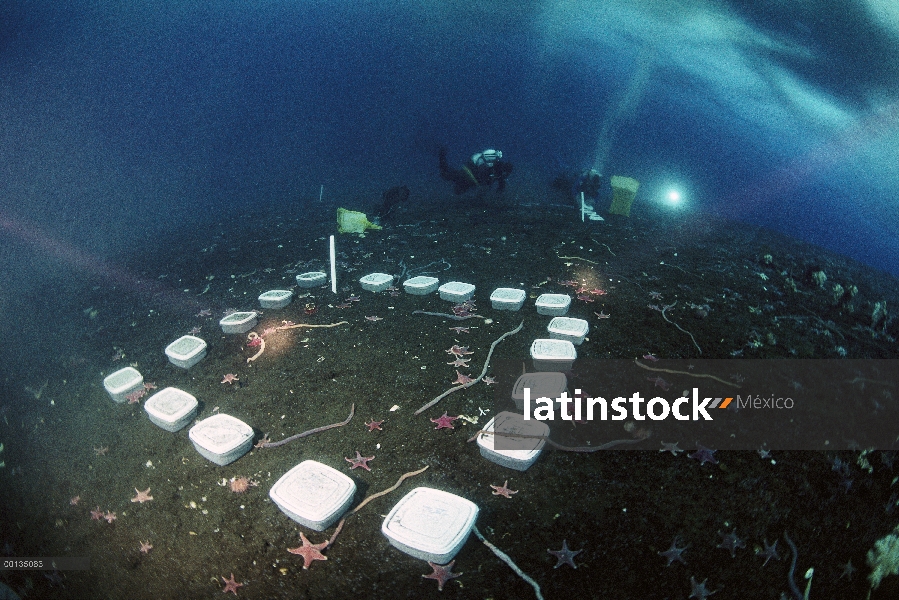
xmin=547 ymin=317 xmax=590 ymax=345
xmin=269 ymin=460 xmax=356 ymax=532
xmin=144 ymin=387 xmax=198 ymax=432
xmin=476 ymin=411 xmax=550 ymax=471
xmin=489 ymin=288 xmax=526 ymax=311
xmin=296 ymin=271 xmax=327 ymax=288
xmin=165 ymin=335 xmax=208 ymax=369
xmin=381 ymin=487 xmax=478 ymax=564
xmin=219 ymin=311 xmax=258 ymax=334
xmin=535 ymin=294 xmax=571 ymax=316
xmin=103 ymin=367 xmax=144 ymax=403
xmin=188 ymin=414 xmax=254 ymax=466
xmin=530 ymin=339 xmax=577 ymax=372
xmin=438 ymin=281 xmax=475 ymax=303
xmin=258 ymin=290 xmax=293 ymax=309
xmin=511 ymin=372 xmax=568 ymax=411
xmin=359 ymin=273 xmax=394 ymax=293
xmin=403 ymin=276 xmax=439 ymax=295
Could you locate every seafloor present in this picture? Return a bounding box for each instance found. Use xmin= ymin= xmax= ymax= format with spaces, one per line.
xmin=1 ymin=190 xmax=898 ymax=599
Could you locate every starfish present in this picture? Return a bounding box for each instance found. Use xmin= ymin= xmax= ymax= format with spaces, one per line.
xmin=90 ymin=507 xmax=103 ymax=520
xmin=139 ymin=540 xmax=153 ymax=554
xmin=445 ymin=345 xmax=473 ymax=357
xmin=422 ymin=560 xmax=461 ymax=591
xmin=70 ymin=496 xmax=80 ymax=506
xmin=131 ymin=487 xmax=154 ymax=504
xmin=659 ymin=441 xmax=683 ymax=456
xmin=658 ymin=537 xmax=687 ymax=566
xmin=143 ymin=382 xmax=157 ymax=391
xmin=648 ymin=376 xmax=671 ymax=390
xmin=589 ymin=288 xmax=607 ymax=295
xmin=430 ymin=412 xmax=459 ymax=430
xmin=489 ymin=480 xmax=518 ymax=499
xmin=548 ymin=539 xmax=582 ymax=569
xmin=221 ymin=573 xmax=243 ymax=595
xmin=452 ymin=370 xmax=473 ymax=385
xmin=126 ymin=389 xmax=146 ymax=404
xmin=345 ymin=451 xmax=374 ymax=471
xmin=594 ymin=311 xmax=610 ymax=319
xmin=689 ymin=576 xmax=715 ymax=599
xmin=221 ymin=373 xmax=240 ymax=384
xmin=364 ymin=419 xmax=384 ymax=432
xmin=689 ymin=444 xmax=718 ymax=465
xmin=716 ymin=529 xmax=745 ymax=558
xmin=196 ymin=309 xmax=212 ymax=317
xmin=103 ymin=511 xmax=117 ymax=523
xmin=482 ymin=376 xmax=496 ymax=385
xmin=287 ymin=532 xmax=328 ymax=569
xmin=449 ymin=326 xmax=469 ymax=333
xmin=755 ymin=539 xmax=780 ymax=566
xmin=94 ymin=446 xmax=109 ymax=456
xmin=446 ymin=358 xmax=471 ymax=368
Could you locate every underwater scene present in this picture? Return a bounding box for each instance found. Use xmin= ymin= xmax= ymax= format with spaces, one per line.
xmin=2 ymin=2 xmax=899 ymax=599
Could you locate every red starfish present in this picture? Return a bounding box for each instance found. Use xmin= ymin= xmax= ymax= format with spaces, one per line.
xmin=287 ymin=532 xmax=329 ymax=569
xmin=221 ymin=373 xmax=240 ymax=384
xmin=365 ymin=419 xmax=384 ymax=432
xmin=246 ymin=337 xmax=263 ymax=348
xmin=345 ymin=450 xmax=374 ymax=471
xmin=590 ymin=288 xmax=607 ymax=295
xmin=445 ymin=345 xmax=473 ymax=357
xmin=423 ymin=560 xmax=462 ymax=591
xmin=430 ymin=412 xmax=459 ymax=430
xmin=452 ymin=370 xmax=473 ymax=385
xmin=221 ymin=572 xmax=244 ymax=595
xmin=490 ymin=480 xmax=518 ymax=498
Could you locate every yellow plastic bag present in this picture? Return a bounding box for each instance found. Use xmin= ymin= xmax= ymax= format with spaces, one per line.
xmin=337 ymin=208 xmax=382 ymax=234
xmin=609 ymin=176 xmax=640 ymax=217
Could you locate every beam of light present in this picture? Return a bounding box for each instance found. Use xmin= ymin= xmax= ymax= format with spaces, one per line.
xmin=0 ymin=210 xmax=197 ymax=312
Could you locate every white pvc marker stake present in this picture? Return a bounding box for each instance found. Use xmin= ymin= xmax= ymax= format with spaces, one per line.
xmin=329 ymin=235 xmax=337 ymax=294
xmin=319 ymin=184 xmax=324 ymax=203
xmin=580 ymin=191 xmax=586 ymax=222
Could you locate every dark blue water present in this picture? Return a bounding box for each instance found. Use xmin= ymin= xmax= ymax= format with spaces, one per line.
xmin=3 ymin=1 xmax=897 ymax=277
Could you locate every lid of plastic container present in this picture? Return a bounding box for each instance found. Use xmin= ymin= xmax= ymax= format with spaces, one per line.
xmin=535 ymin=294 xmax=571 ymax=308
xmin=103 ymin=367 xmax=143 ymax=394
xmin=269 ymin=460 xmax=356 ymax=523
xmin=145 ymin=387 xmax=198 ymax=423
xmin=511 ymin=372 xmax=568 ymax=402
xmin=297 ymin=271 xmax=327 ymax=282
xmin=438 ymin=281 xmax=475 ymax=295
xmin=530 ymin=339 xmax=577 ymax=360
xmin=381 ymin=487 xmax=478 ymax=556
xmin=259 ymin=290 xmax=293 ymax=301
xmin=403 ymin=276 xmax=439 ymax=287
xmin=219 ymin=312 xmax=257 ymax=326
xmin=188 ymin=414 xmax=253 ymax=454
xmin=359 ymin=273 xmax=394 ymax=286
xmin=490 ymin=288 xmax=526 ymax=302
xmin=477 ymin=411 xmax=549 ymax=457
xmin=547 ymin=317 xmax=590 ymax=337
xmin=165 ymin=335 xmax=208 ymax=360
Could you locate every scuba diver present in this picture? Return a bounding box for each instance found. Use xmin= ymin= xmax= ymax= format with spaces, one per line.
xmin=439 ymin=147 xmax=513 ymax=195
xmin=552 ymin=167 xmax=605 ymax=208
